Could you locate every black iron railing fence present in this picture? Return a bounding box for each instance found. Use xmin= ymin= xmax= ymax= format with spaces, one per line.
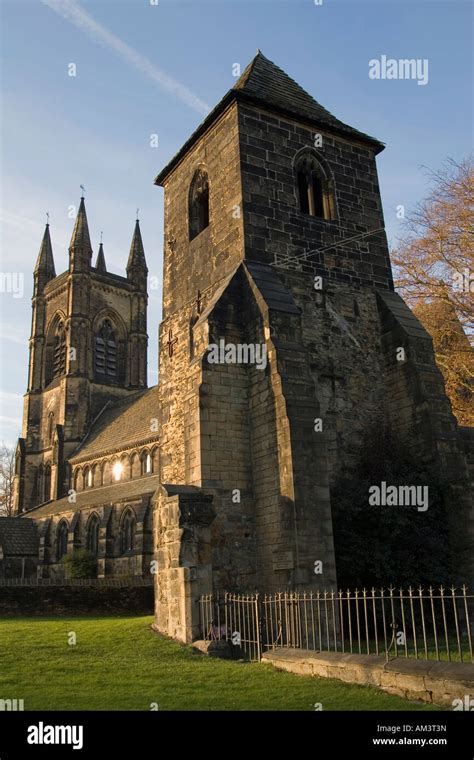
xmin=199 ymin=586 xmax=473 ymax=663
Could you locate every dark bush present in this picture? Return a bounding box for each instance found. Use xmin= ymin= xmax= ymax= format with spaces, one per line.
xmin=62 ymin=549 xmax=97 ymax=579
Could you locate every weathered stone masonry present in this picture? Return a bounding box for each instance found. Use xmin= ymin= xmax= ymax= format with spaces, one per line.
xmin=7 ymin=52 xmax=471 ymax=637
xmin=153 ymin=52 xmax=472 ymax=642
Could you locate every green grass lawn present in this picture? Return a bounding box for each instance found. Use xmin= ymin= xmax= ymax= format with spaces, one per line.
xmin=0 ymin=616 xmax=441 ymax=711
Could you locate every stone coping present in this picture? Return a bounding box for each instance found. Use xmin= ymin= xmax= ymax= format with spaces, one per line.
xmin=262 ymin=648 xmax=474 ymax=707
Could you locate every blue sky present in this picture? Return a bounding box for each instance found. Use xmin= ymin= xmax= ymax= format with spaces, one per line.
xmin=0 ymin=0 xmax=472 ymax=447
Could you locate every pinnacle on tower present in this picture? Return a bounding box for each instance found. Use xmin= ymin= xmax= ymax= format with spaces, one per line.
xmin=69 ymin=196 xmax=93 ymax=271
xmin=34 ymin=223 xmax=56 ymax=280
xmin=95 ymin=241 xmax=107 ymax=273
xmin=126 ymin=218 xmax=147 ymax=282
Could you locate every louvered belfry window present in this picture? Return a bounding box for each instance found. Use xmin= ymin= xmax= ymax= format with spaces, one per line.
xmin=95 ymin=320 xmax=117 ymax=380
xmin=53 ymin=324 xmax=66 ymax=378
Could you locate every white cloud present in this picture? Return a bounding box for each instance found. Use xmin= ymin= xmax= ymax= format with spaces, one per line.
xmin=42 ymin=0 xmax=210 ymax=115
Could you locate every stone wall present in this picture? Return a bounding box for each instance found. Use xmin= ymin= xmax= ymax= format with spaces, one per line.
xmin=263 ymin=648 xmax=474 ymax=709
xmin=153 ymin=485 xmax=215 ymax=642
xmin=0 ymin=584 xmax=153 ymax=616
xmin=160 ymin=102 xmax=244 ymax=318
xmin=155 ymin=262 xmax=339 ymax=600
xmin=153 ymin=89 xmax=473 ymax=640
xmin=238 ymin=103 xmax=393 ymax=289
xmin=378 ymin=291 xmax=474 ymax=583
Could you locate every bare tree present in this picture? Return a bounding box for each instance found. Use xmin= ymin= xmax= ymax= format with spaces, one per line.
xmin=392 ymin=157 xmax=473 ymax=336
xmin=0 ymin=444 xmax=16 ymax=517
xmin=392 ymin=157 xmax=474 ymax=425
xmin=413 ymin=299 xmax=473 ymax=426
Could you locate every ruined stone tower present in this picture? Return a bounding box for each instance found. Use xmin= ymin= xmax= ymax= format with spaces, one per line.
xmin=152 ymin=53 xmax=471 ymax=642
xmin=13 ymin=199 xmax=148 ymax=513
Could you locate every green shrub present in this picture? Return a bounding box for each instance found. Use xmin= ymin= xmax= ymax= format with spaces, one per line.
xmin=62 ymin=548 xmax=97 ymax=579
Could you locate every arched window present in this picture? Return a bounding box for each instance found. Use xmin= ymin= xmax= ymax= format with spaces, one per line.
xmin=53 ymin=324 xmax=67 ymax=378
xmin=86 ymin=514 xmax=100 ymax=556
xmin=94 ymin=319 xmax=117 ymax=381
xmin=189 ymin=168 xmax=209 ymax=241
xmin=131 ymin=453 xmax=140 ymax=479
xmin=102 ymin=460 xmax=111 ymax=485
xmin=43 ymin=464 xmax=51 ymax=502
xmin=45 ymin=320 xmax=67 ymax=385
xmin=141 ymin=451 xmax=152 ymax=476
xmin=84 ymin=466 xmax=92 ymax=489
xmin=120 ymin=509 xmax=136 ymax=554
xmin=296 ymin=154 xmax=336 ymax=220
xmin=74 ymin=468 xmax=82 ymax=492
xmin=57 ymin=520 xmax=68 ymax=560
xmin=112 ymin=460 xmax=123 ymax=482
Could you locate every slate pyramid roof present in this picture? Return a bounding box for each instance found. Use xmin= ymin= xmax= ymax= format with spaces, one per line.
xmin=234 ymin=52 xmax=377 ymax=143
xmin=155 ymin=51 xmax=383 ymax=184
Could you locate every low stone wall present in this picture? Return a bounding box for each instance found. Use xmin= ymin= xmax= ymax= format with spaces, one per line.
xmin=262 ymin=648 xmax=474 ymax=708
xmin=0 ymin=585 xmax=154 ymax=616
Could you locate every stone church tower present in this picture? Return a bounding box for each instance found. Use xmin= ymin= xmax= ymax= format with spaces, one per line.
xmin=7 ymin=52 xmax=471 ymax=637
xmin=13 ymin=198 xmax=148 ymax=513
xmin=153 ymin=52 xmax=473 ymax=642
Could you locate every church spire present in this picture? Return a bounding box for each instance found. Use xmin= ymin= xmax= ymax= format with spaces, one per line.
xmin=95 ymin=240 xmax=107 ymax=273
xmin=34 ymin=222 xmax=56 ymax=281
xmin=126 ymin=217 xmax=147 ymax=289
xmin=69 ymin=196 xmax=92 ymax=272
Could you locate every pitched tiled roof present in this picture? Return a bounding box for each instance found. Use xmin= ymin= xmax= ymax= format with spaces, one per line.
xmin=70 ymin=386 xmax=160 ymax=463
xmin=0 ymin=517 xmax=38 ymax=556
xmin=155 ymin=51 xmax=383 ymax=184
xmin=22 ymin=474 xmax=161 ymax=518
